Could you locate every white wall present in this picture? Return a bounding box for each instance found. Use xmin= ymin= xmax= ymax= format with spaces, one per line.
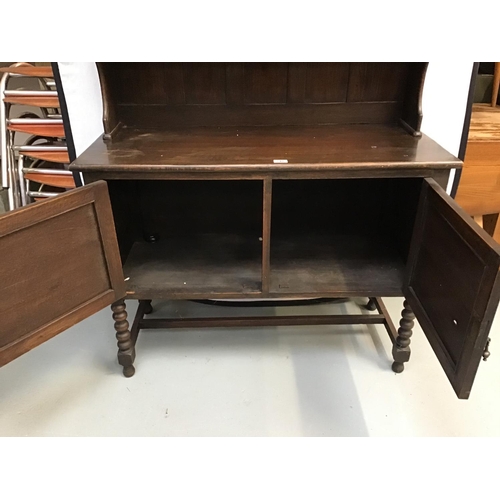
xmin=421 ymin=62 xmax=474 ymax=192
xmin=57 ymin=62 xmax=104 ymax=157
xmin=58 ymin=62 xmax=474 ymax=193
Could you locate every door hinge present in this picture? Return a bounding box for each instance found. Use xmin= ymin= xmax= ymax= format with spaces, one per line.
xmin=482 ymin=338 xmax=491 ymax=361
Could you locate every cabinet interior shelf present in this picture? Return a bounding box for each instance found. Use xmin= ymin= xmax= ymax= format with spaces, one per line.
xmin=122 ymin=232 xmax=406 ymax=299
xmin=112 ymin=177 xmax=422 ymax=299
xmin=269 ymin=234 xmax=405 ymax=296
xmin=123 ymin=235 xmax=262 ymax=299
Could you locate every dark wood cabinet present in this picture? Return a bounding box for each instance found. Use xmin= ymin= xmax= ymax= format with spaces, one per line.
xmin=1 ymin=63 xmax=498 ymax=400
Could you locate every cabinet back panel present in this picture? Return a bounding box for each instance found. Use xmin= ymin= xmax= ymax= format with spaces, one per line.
xmin=271 ymin=178 xmax=421 ymax=261
xmin=98 ymin=63 xmax=426 ymax=130
xmin=243 ymin=63 xmax=288 ymax=104
xmin=288 ymin=63 xmax=350 ymax=103
xmin=184 ymin=63 xmax=227 ymax=104
xmin=347 ymin=63 xmax=409 ymax=102
xmin=271 ymin=179 xmax=384 ymax=235
xmin=107 ymin=178 xmax=421 ymax=263
xmin=137 ymin=180 xmax=263 ymax=237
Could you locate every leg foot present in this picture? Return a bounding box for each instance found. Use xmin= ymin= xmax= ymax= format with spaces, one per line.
xmin=143 ymin=300 xmax=153 ymax=315
xmin=365 ymin=298 xmax=377 ymax=311
xmin=123 ymin=365 xmax=136 ymax=377
xmin=391 ymin=299 xmax=414 ymax=373
xmin=392 ymin=361 xmax=404 ymax=373
xmin=112 ymin=299 xmax=136 ymax=377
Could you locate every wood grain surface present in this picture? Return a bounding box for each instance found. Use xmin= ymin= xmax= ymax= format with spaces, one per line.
xmin=8 ymin=122 xmax=65 ymax=138
xmin=456 ymin=104 xmax=500 ymax=216
xmin=0 ymin=66 xmax=53 ymax=77
xmin=3 ymin=95 xmax=60 ymax=108
xmin=0 ymin=182 xmax=124 ymax=367
xmin=72 ymin=124 xmax=460 ymax=176
xmin=406 ymin=178 xmax=500 ymax=399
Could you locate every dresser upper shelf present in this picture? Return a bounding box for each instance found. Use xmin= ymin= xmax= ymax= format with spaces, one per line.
xmin=71 ymin=63 xmax=461 ymax=179
xmin=71 ymin=123 xmax=461 ymax=178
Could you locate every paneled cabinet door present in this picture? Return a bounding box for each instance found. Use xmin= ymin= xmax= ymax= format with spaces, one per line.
xmin=0 ymin=181 xmax=124 ymax=367
xmin=405 ymin=178 xmax=500 ymax=399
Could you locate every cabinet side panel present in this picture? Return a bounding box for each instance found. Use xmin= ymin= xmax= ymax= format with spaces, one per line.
xmin=106 ymin=180 xmax=142 ymax=263
xmin=96 ymin=62 xmax=119 ymax=136
xmin=400 ymin=62 xmax=427 ymax=135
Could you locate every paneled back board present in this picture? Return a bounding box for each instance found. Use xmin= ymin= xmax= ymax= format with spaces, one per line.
xmin=97 ymin=62 xmax=426 ymax=135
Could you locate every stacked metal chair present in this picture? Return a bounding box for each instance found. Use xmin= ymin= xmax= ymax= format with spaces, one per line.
xmin=0 ymin=62 xmax=74 ymax=211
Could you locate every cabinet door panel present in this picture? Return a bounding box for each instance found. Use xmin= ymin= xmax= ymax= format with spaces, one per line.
xmin=405 ymin=178 xmax=500 ymax=399
xmin=0 ymin=181 xmax=124 ymax=367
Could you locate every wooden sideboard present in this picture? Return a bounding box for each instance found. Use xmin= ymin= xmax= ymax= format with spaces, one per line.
xmin=0 ymin=63 xmax=498 ymax=400
xmin=456 ymin=104 xmax=500 ymax=240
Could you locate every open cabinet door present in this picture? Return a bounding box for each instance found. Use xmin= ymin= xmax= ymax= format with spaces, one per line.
xmin=0 ymin=181 xmax=125 ymax=367
xmin=405 ymin=178 xmax=500 ymax=399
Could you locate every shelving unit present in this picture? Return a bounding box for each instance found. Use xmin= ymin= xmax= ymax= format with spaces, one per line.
xmin=109 ymin=176 xmax=419 ymax=299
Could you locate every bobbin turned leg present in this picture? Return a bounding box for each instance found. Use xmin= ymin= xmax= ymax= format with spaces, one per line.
xmin=143 ymin=300 xmax=153 ymax=315
xmin=112 ymin=299 xmax=136 ymax=377
xmin=392 ymin=299 xmax=415 ymax=373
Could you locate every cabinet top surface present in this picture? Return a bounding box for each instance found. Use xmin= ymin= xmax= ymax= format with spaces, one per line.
xmin=71 ymin=124 xmax=461 ymax=175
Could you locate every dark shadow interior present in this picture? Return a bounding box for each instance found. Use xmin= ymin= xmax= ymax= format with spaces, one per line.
xmin=107 ymin=180 xmax=263 ymax=295
xmin=269 ymin=178 xmax=423 ymax=295
xmin=271 ymin=178 xmax=423 ymax=261
xmin=106 ymin=178 xmax=423 ymax=296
